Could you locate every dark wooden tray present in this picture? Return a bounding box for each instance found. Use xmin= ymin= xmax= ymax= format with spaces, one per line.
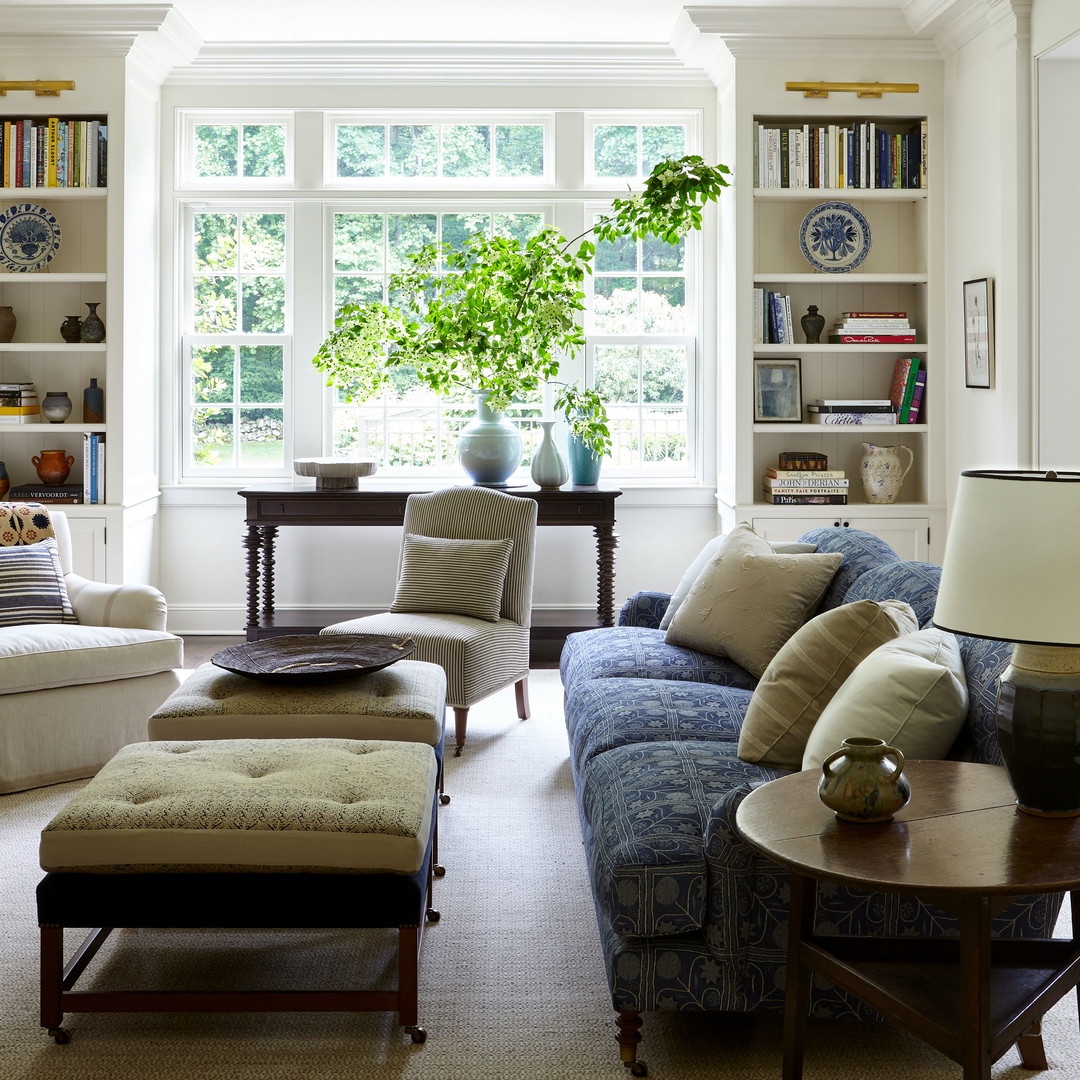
xmin=211 ymin=634 xmax=416 ymax=684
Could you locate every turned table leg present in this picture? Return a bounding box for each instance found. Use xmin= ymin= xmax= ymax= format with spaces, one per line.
xmin=594 ymin=523 xmax=619 ymax=627
xmin=243 ymin=525 xmax=263 ymax=635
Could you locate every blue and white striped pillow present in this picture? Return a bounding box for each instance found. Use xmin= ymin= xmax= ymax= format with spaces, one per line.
xmin=0 ymin=538 xmax=77 ymax=627
xmin=390 ymin=533 xmax=513 ymax=622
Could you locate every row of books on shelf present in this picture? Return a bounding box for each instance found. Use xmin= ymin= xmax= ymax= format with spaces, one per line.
xmin=754 ymin=289 xmax=795 ymax=345
xmin=1 ymin=118 xmax=108 ymax=189
xmin=805 ymin=363 xmax=925 ymax=427
xmin=762 ymin=453 xmax=848 ymax=504
xmin=7 ymin=434 xmax=106 ymax=504
xmin=754 ymin=120 xmax=927 ymax=190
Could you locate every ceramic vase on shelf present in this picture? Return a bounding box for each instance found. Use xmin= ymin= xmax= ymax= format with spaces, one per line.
xmin=457 ymin=390 xmax=523 ymax=487
xmin=32 ymin=449 xmax=75 ymax=486
xmin=0 ymin=306 xmax=15 ymax=344
xmin=80 ymin=302 xmax=105 ymax=343
xmin=801 ymin=304 xmax=825 ymax=344
xmin=860 ymin=442 xmax=914 ymax=504
xmin=41 ymin=391 xmax=73 ymax=424
xmin=817 ymin=737 xmax=912 ymax=823
xmin=530 ymin=421 xmax=569 ymax=490
xmin=60 ymin=315 xmax=82 ymax=343
xmin=568 ymin=432 xmax=602 ymax=488
xmin=83 ymin=378 xmax=104 ymax=423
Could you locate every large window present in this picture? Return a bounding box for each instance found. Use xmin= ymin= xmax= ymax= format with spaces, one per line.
xmin=175 ymin=109 xmax=704 ymax=482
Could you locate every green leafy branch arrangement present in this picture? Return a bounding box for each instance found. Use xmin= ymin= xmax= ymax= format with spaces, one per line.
xmin=312 ymin=155 xmax=730 ymax=457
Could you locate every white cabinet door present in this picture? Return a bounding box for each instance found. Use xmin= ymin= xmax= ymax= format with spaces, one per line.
xmin=751 ymin=516 xmax=930 ymax=561
xmin=64 ymin=515 xmax=107 ymax=579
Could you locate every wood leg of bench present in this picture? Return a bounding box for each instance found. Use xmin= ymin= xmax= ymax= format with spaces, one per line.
xmin=40 ymin=924 xmax=64 ymax=1033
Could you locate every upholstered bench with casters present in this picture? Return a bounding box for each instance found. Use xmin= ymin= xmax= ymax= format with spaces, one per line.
xmin=37 ymin=738 xmax=441 ymax=1045
xmin=147 ymin=657 xmax=450 ymax=803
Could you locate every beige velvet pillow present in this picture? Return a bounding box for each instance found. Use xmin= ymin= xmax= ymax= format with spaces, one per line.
xmin=801 ymin=628 xmax=968 ymax=772
xmin=663 ymin=523 xmax=843 ymax=678
xmin=737 ymin=598 xmax=918 ymax=769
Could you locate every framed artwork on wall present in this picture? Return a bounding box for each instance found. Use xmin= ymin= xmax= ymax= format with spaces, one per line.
xmin=963 ymin=277 xmax=995 ymax=389
xmin=753 ymin=357 xmax=802 ymax=422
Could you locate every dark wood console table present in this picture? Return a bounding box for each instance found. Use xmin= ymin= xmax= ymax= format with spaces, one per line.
xmin=238 ymin=484 xmax=622 ymax=644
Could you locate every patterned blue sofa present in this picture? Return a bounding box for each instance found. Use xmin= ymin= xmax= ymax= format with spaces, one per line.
xmin=560 ymin=527 xmax=1063 ymax=1074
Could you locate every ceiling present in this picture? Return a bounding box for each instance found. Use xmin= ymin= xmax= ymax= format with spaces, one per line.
xmin=1 ymin=0 xmax=906 ymax=45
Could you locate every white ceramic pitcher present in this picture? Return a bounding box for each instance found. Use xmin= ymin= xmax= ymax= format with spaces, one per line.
xmin=860 ymin=442 xmax=913 ymax=504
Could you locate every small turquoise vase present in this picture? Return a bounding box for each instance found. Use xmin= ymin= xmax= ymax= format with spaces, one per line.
xmin=568 ymin=433 xmax=602 ymax=488
xmin=457 ymin=391 xmax=523 ymax=487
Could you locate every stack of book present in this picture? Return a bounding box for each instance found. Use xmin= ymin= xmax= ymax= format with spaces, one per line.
xmin=806 ymin=398 xmax=898 ymax=426
xmin=9 ymin=482 xmax=84 ymax=504
xmin=828 ymin=311 xmax=917 ymax=344
xmin=0 ymin=383 xmax=40 ymax=424
xmin=889 ymin=357 xmax=927 ymax=424
xmin=763 ymin=455 xmax=849 ymax=505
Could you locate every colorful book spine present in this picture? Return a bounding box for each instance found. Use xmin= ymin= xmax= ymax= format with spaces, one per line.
xmin=809 ymin=412 xmax=899 ymax=426
xmin=765 ymin=477 xmax=850 ymax=488
xmin=830 ymin=334 xmax=917 ymax=344
xmin=763 ymin=486 xmax=849 ymax=496
xmin=765 ymin=493 xmax=849 ymax=505
xmin=902 ymin=369 xmax=928 ymax=423
xmin=765 ymin=468 xmax=846 ymax=479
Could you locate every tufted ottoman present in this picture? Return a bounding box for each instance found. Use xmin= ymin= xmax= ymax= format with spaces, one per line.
xmin=36 ymin=738 xmax=440 ymax=1045
xmin=147 ymin=658 xmax=449 ymax=802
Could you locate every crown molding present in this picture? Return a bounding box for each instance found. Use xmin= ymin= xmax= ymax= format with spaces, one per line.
xmin=163 ymin=40 xmax=714 ymax=87
xmin=902 ymin=0 xmax=1030 ymax=55
xmin=674 ymin=6 xmax=941 ymax=70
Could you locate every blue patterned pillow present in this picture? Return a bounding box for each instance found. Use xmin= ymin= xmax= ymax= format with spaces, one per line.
xmin=0 ymin=538 xmax=77 ymax=626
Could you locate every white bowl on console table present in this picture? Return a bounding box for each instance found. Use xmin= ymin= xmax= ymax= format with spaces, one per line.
xmin=293 ymin=458 xmax=378 ymax=491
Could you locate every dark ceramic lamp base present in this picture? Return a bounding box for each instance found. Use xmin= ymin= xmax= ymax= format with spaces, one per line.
xmin=996 ymin=647 xmax=1080 ymax=816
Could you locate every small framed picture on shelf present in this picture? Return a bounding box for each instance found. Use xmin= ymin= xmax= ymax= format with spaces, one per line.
xmin=963 ymin=277 xmax=995 ymax=389
xmin=753 ymin=358 xmax=802 ymax=422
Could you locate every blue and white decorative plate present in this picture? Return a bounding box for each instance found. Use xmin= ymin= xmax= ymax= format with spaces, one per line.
xmin=0 ymin=203 xmax=61 ymax=273
xmin=799 ymin=201 xmax=871 ymax=274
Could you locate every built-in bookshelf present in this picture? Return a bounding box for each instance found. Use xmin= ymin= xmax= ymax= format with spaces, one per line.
xmin=718 ymin=68 xmax=945 ymax=562
xmin=0 ymin=111 xmax=112 ymax=575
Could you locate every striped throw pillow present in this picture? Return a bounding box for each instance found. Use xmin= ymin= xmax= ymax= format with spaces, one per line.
xmin=0 ymin=538 xmax=78 ymax=627
xmin=390 ymin=533 xmax=514 ymax=622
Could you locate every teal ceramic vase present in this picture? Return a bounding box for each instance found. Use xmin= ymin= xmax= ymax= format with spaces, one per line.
xmin=530 ymin=421 xmax=569 ymax=490
xmin=457 ymin=391 xmax=523 ymax=486
xmin=817 ymin=737 xmax=911 ymax=823
xmin=568 ymin=433 xmax=602 ymax=488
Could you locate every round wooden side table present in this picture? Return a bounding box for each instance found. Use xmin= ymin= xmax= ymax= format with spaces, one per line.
xmin=736 ymin=759 xmax=1080 ymax=1080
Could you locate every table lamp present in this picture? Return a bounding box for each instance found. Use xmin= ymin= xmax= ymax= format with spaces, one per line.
xmin=933 ymin=469 xmax=1080 ymax=816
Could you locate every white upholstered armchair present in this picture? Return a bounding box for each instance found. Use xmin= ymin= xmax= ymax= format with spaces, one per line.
xmin=0 ymin=505 xmax=183 ymax=793
xmin=321 ymin=486 xmax=537 ymax=755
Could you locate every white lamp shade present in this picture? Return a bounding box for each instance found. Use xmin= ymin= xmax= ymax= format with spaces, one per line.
xmin=934 ymin=470 xmax=1080 ymax=646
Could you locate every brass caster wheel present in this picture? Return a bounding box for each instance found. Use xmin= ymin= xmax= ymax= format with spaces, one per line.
xmin=426 ymin=907 xmax=441 ymax=923
xmin=453 ymin=746 xmax=463 ymax=757
xmin=433 ymin=863 xmax=446 ymax=878
xmin=406 ymin=1025 xmax=427 ymax=1044
xmin=48 ymin=1028 xmax=70 ymax=1044
xmin=627 ymin=1062 xmax=647 ymax=1077
xmin=439 ymin=793 xmax=451 ymax=805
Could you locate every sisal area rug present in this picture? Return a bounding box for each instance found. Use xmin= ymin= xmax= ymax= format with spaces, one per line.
xmin=1 ymin=668 xmax=1076 ymax=1079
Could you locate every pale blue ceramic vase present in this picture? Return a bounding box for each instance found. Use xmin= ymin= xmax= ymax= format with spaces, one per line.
xmin=568 ymin=432 xmax=602 ymax=488
xmin=457 ymin=391 xmax=523 ymax=486
xmin=530 ymin=421 xmax=569 ymax=490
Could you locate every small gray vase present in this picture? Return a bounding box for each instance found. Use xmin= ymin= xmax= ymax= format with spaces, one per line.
xmin=530 ymin=421 xmax=569 ymax=490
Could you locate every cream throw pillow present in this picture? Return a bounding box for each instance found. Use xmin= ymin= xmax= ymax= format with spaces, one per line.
xmin=801 ymin=628 xmax=968 ymax=771
xmin=659 ymin=533 xmax=818 ymax=630
xmin=737 ymin=598 xmax=918 ymax=769
xmin=663 ymin=523 xmax=843 ymax=678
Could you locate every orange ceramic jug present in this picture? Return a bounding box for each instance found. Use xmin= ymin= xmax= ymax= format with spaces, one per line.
xmin=32 ymin=449 xmax=75 ymax=486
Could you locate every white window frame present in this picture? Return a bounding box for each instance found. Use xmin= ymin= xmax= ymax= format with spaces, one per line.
xmin=584 ymin=111 xmax=702 ymax=188
xmin=323 ymin=110 xmax=555 ymax=189
xmin=177 ymin=110 xmax=296 ymax=189
xmin=178 ymin=200 xmax=294 ymax=480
